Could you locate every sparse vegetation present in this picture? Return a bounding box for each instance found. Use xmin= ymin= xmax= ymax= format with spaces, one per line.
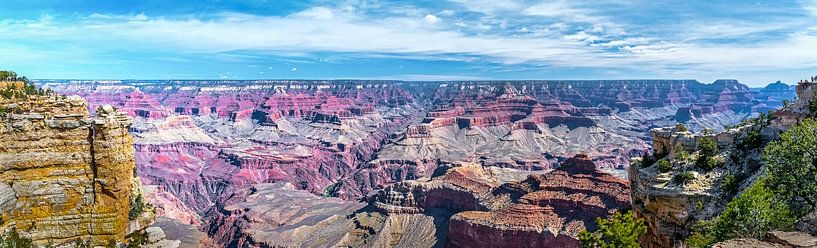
xmin=720 ymin=173 xmax=743 ymax=195
xmin=0 ymin=227 xmax=34 ymax=248
xmin=673 ymin=171 xmax=695 ymax=185
xmin=695 ymin=137 xmax=720 ymax=170
xmin=657 ymin=159 xmax=672 ymax=173
xmin=127 ymin=230 xmax=147 ymax=248
xmin=675 ymin=123 xmax=688 ymax=132
xmin=73 ymin=238 xmax=92 ymax=248
xmin=128 ymin=193 xmax=145 ymax=221
xmin=579 ymin=210 xmax=647 ymax=248
xmin=640 ymin=152 xmax=656 ymax=168
xmin=0 ymin=70 xmax=51 ymax=100
xmin=810 ymin=91 xmax=817 ymax=115
xmin=673 ymin=145 xmax=689 ymax=161
xmin=782 ymin=99 xmax=792 ymax=108
xmin=742 ymin=130 xmax=763 ymax=149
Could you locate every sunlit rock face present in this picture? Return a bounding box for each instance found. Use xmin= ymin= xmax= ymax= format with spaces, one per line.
xmin=0 ymin=95 xmax=136 ymax=246
xmin=39 ymin=79 xmax=793 ymax=247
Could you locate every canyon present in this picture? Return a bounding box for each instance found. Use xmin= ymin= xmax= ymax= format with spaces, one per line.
xmin=33 ymin=79 xmax=793 ymax=247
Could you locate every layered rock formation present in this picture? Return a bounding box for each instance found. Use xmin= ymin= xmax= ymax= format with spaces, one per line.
xmin=37 ymin=79 xmax=795 ymax=247
xmin=0 ymin=93 xmax=132 ymax=245
xmin=203 ymin=155 xmax=631 ymax=247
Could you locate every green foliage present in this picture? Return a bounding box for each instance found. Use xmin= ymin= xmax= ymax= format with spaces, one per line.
xmin=697 ymin=156 xmax=724 ymax=171
xmin=695 ymin=137 xmax=720 ymax=170
xmin=673 ymin=145 xmax=689 ymax=161
xmin=107 ymin=239 xmax=118 ymax=248
xmin=128 ymin=193 xmax=145 ymax=221
xmin=127 ymin=230 xmax=147 ymax=248
xmin=742 ymin=130 xmax=763 ymax=149
xmin=673 ymin=171 xmax=695 ymax=185
xmin=763 ymin=118 xmax=817 ymax=216
xmin=675 ymin=123 xmax=688 ymax=132
xmin=0 ymin=227 xmax=34 ymax=248
xmin=685 ymin=232 xmax=715 ymax=248
xmin=657 ymin=159 xmax=672 ymax=173
xmin=640 ymin=152 xmax=655 ymax=168
xmin=74 ymin=238 xmax=92 ymax=248
xmin=721 ymin=173 xmax=743 ymax=195
xmin=782 ymin=99 xmax=792 ymax=108
xmin=684 ymin=220 xmax=716 ymax=248
xmin=697 ymin=137 xmax=718 ymax=157
xmin=712 ymin=179 xmax=796 ymax=241
xmin=686 ymin=179 xmax=796 ymax=247
xmin=578 ymin=211 xmax=647 ymax=248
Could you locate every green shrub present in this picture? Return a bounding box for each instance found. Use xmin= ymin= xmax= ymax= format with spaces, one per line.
xmin=673 ymin=145 xmax=689 ymax=161
xmin=685 ymin=220 xmax=716 ymax=248
xmin=676 ymin=123 xmax=688 ymax=132
xmin=697 ymin=156 xmax=724 ymax=171
xmin=686 ymin=179 xmax=796 ymax=247
xmin=673 ymin=171 xmax=695 ymax=185
xmin=711 ymin=178 xmax=796 ymax=242
xmin=640 ymin=152 xmax=655 ymax=168
xmin=743 ymin=130 xmax=762 ymax=149
xmin=657 ymin=159 xmax=672 ymax=173
xmin=129 ymin=193 xmax=144 ymax=221
xmin=721 ymin=173 xmax=742 ymax=195
xmin=697 ymin=137 xmax=718 ymax=157
xmin=127 ymin=230 xmax=147 ymax=248
xmin=578 ymin=210 xmax=647 ymax=248
xmin=763 ymin=118 xmax=817 ymax=216
xmin=0 ymin=227 xmax=34 ymax=248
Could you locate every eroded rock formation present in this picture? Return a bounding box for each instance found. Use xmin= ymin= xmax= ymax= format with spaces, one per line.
xmin=0 ymin=94 xmax=133 ymax=245
xmin=37 ymin=79 xmax=795 ymax=247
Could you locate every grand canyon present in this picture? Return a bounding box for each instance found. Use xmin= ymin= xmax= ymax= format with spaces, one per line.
xmin=0 ymin=78 xmax=797 ymax=247
xmin=3 ymin=1 xmax=817 ymax=247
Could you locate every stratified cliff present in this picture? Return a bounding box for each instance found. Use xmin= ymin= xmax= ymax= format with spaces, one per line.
xmin=0 ymin=83 xmax=168 ymax=247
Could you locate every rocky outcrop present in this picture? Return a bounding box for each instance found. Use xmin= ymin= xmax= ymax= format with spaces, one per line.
xmin=446 ymin=155 xmax=631 ymax=248
xmin=631 ymin=79 xmax=817 ymax=248
xmin=713 ymin=231 xmax=817 ymax=248
xmin=0 ymin=94 xmax=134 ymax=246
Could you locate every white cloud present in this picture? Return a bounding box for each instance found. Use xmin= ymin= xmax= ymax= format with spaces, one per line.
xmin=294 ymin=7 xmax=335 ymax=20
xmin=1 ymin=5 xmax=817 ymax=82
xmin=438 ymin=10 xmax=455 ymax=16
xmin=423 ymin=14 xmax=440 ymax=24
xmin=805 ymin=0 xmax=817 ymax=16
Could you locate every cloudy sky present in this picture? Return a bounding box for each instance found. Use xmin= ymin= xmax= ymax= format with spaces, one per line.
xmin=1 ymin=0 xmax=816 ymax=86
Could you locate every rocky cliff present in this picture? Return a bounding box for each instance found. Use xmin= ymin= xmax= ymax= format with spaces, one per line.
xmin=0 ymin=85 xmax=174 ymax=247
xmin=630 ymin=79 xmax=817 ymax=247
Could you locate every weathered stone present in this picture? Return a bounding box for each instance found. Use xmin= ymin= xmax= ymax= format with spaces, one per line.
xmin=0 ymin=97 xmax=135 ymax=246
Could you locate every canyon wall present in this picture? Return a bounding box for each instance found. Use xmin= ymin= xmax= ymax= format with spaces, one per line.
xmin=38 ymin=79 xmax=795 ymax=247
xmin=0 ymin=93 xmax=135 ymax=246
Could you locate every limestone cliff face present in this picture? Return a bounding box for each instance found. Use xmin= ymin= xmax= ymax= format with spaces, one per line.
xmin=0 ymin=95 xmax=136 ymax=246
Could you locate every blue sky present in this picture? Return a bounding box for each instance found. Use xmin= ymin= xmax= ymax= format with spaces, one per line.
xmin=1 ymin=0 xmax=816 ymax=86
